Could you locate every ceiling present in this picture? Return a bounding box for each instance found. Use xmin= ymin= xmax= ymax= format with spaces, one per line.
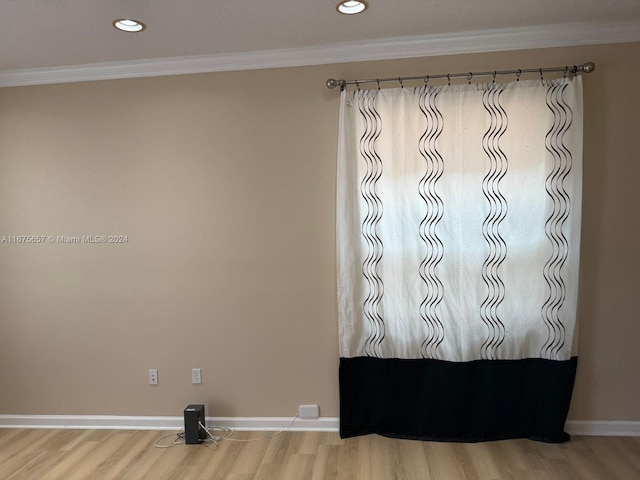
xmin=1 ymin=0 xmax=640 ymax=85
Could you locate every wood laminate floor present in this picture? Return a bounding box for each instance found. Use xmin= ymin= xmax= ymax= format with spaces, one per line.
xmin=0 ymin=428 xmax=639 ymax=479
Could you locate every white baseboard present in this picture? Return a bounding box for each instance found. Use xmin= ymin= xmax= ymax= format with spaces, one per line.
xmin=565 ymin=420 xmax=640 ymax=437
xmin=0 ymin=414 xmax=339 ymax=432
xmin=1 ymin=415 xmax=638 ymax=437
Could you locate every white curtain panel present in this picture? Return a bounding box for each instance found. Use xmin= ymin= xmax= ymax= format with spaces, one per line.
xmin=337 ymin=78 xmax=583 ymax=363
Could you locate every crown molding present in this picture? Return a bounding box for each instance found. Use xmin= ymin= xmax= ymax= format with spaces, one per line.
xmin=1 ymin=21 xmax=639 ymax=88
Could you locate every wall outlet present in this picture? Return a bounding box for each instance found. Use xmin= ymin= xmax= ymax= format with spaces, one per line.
xmin=148 ymin=369 xmax=158 ymax=385
xmin=299 ymin=404 xmax=319 ymax=419
xmin=191 ymin=368 xmax=201 ymax=384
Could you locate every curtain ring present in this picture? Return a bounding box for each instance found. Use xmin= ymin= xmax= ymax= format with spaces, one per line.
xmin=571 ymin=65 xmax=578 ymax=75
xmin=424 ymin=75 xmax=430 ymax=85
xmin=467 ymin=72 xmax=473 ymax=85
xmin=447 ymin=74 xmax=451 ymax=86
xmin=398 ymin=77 xmax=404 ymax=88
xmin=516 ymin=69 xmax=522 ymax=82
xmin=355 ymin=80 xmax=360 ymax=91
xmin=492 ymin=71 xmax=497 ymax=84
xmin=563 ymin=66 xmax=568 ymax=78
xmin=539 ymin=68 xmax=544 ymax=85
xmin=376 ymin=78 xmax=381 ymax=90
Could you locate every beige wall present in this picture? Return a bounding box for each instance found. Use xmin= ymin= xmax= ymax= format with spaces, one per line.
xmin=0 ymin=41 xmax=638 ymax=421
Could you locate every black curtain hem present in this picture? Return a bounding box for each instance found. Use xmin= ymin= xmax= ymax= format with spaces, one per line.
xmin=339 ymin=356 xmax=578 ymax=443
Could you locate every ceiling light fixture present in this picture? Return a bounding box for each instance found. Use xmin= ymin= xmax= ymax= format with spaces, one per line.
xmin=112 ymin=19 xmax=147 ymax=33
xmin=336 ymin=1 xmax=369 ymax=15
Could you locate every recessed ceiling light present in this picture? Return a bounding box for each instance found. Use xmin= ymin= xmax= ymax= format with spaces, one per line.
xmin=113 ymin=19 xmax=147 ymax=33
xmin=336 ymin=1 xmax=369 ymax=15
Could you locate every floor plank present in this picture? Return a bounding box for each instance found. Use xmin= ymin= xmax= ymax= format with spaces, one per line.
xmin=0 ymin=429 xmax=638 ymax=479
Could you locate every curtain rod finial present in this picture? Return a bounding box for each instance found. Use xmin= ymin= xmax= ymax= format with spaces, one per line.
xmin=326 ymin=78 xmax=340 ymax=89
xmin=326 ymin=78 xmax=346 ymax=89
xmin=582 ymin=62 xmax=596 ymax=73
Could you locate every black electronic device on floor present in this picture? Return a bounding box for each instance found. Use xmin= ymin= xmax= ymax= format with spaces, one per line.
xmin=184 ymin=404 xmax=206 ymax=444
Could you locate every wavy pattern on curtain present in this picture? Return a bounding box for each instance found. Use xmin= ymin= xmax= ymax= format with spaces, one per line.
xmin=336 ymin=77 xmax=583 ymax=443
xmin=479 ymin=87 xmax=509 ymax=361
xmin=417 ymin=87 xmax=445 ymax=360
xmin=542 ymin=83 xmax=575 ymax=360
xmin=358 ymin=90 xmax=386 ymax=358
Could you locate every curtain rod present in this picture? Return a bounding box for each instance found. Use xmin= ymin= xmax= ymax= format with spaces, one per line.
xmin=325 ymin=61 xmax=595 ymax=90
